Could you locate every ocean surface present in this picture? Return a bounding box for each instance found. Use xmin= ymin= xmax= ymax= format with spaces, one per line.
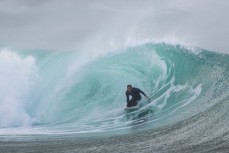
xmin=0 ymin=43 xmax=229 ymax=152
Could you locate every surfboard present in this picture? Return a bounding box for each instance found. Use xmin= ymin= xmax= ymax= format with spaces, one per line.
xmin=124 ymin=105 xmax=139 ymax=110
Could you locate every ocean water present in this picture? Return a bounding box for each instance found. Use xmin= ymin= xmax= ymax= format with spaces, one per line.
xmin=0 ymin=43 xmax=229 ymax=152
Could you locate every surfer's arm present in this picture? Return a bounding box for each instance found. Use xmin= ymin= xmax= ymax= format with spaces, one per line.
xmin=126 ymin=91 xmax=130 ymax=102
xmin=138 ymin=89 xmax=148 ymax=98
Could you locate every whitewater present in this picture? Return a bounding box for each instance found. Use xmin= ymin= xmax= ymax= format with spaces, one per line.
xmin=1 ymin=0 xmax=229 ymax=153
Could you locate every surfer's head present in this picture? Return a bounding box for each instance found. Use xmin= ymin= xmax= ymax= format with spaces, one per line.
xmin=127 ymin=84 xmax=132 ymax=92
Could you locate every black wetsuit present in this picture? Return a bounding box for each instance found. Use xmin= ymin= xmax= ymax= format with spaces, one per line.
xmin=126 ymin=87 xmax=147 ymax=107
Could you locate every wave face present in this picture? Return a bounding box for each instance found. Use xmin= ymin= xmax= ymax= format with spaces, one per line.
xmin=0 ymin=43 xmax=229 ymax=138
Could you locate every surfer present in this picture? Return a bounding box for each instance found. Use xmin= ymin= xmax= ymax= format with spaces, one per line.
xmin=126 ymin=85 xmax=149 ymax=107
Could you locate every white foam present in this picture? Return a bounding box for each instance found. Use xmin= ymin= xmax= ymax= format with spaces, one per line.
xmin=0 ymin=49 xmax=37 ymax=127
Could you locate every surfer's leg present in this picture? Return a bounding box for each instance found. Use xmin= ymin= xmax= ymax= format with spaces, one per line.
xmin=131 ymin=96 xmax=141 ymax=107
xmin=127 ymin=101 xmax=132 ymax=107
xmin=129 ymin=98 xmax=137 ymax=107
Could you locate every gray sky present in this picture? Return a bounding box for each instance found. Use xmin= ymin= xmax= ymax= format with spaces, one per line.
xmin=0 ymin=0 xmax=229 ymax=53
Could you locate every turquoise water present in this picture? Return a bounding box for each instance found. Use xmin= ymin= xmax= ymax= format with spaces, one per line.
xmin=0 ymin=43 xmax=229 ymax=140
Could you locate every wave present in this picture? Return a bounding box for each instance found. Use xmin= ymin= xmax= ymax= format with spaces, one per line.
xmin=0 ymin=43 xmax=229 ymax=137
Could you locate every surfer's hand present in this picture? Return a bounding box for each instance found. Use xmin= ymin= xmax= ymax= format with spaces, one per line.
xmin=145 ymin=96 xmax=150 ymax=102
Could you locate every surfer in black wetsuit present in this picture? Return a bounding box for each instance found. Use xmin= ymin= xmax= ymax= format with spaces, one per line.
xmin=126 ymin=84 xmax=149 ymax=107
